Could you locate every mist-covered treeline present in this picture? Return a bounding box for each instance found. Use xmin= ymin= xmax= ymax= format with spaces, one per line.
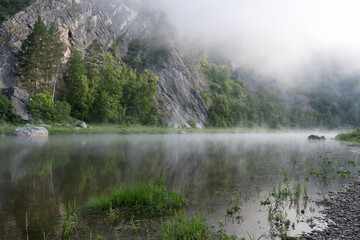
xmin=201 ymin=57 xmax=360 ymax=129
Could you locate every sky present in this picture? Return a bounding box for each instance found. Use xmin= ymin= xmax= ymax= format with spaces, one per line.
xmin=154 ymin=0 xmax=360 ymax=82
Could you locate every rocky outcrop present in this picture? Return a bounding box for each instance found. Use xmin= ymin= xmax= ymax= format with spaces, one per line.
xmin=3 ymin=86 xmax=31 ymax=120
xmin=0 ymin=0 xmax=210 ymax=127
xmin=12 ymin=127 xmax=48 ymax=137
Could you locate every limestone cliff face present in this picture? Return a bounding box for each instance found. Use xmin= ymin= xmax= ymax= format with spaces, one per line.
xmin=0 ymin=0 xmax=209 ymax=127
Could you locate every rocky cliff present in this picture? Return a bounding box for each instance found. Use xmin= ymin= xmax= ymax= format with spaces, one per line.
xmin=0 ymin=0 xmax=209 ymax=127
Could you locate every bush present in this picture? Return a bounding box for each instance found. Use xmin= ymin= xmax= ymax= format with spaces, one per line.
xmin=188 ymin=119 xmax=197 ymax=128
xmin=27 ymin=90 xmax=71 ymax=122
xmin=0 ymin=94 xmax=20 ymax=123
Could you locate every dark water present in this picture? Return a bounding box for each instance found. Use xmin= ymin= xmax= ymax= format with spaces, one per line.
xmin=0 ymin=133 xmax=359 ymax=239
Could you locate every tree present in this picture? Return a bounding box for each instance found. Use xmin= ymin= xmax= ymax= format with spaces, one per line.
xmin=16 ymin=16 xmax=47 ymax=96
xmin=43 ymin=22 xmax=64 ymax=92
xmin=64 ymin=48 xmax=91 ymax=120
xmin=16 ymin=16 xmax=64 ymax=97
xmin=85 ymin=39 xmax=104 ymax=87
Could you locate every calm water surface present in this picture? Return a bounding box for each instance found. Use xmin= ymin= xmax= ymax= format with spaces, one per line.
xmin=0 ymin=132 xmax=359 ymax=239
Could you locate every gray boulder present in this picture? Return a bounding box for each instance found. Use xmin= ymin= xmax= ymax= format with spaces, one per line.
xmin=80 ymin=122 xmax=87 ymax=128
xmin=12 ymin=127 xmax=48 ymax=138
xmin=3 ymin=87 xmax=31 ymax=120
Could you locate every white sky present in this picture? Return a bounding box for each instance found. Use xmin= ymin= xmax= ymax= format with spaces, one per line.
xmin=155 ymin=0 xmax=360 ymax=81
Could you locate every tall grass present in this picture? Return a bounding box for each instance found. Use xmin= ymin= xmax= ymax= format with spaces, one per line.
xmin=61 ymin=199 xmax=78 ymax=235
xmin=88 ymin=171 xmax=187 ymax=214
xmin=159 ymin=212 xmax=210 ymax=240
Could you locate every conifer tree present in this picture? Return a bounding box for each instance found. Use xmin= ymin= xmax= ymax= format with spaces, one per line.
xmin=85 ymin=39 xmax=104 ymax=87
xmin=16 ymin=16 xmax=47 ymax=96
xmin=16 ymin=16 xmax=64 ymax=97
xmin=43 ymin=22 xmax=64 ymax=90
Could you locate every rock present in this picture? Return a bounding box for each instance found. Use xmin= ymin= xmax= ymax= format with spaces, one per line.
xmin=2 ymin=87 xmax=31 ymax=120
xmin=12 ymin=127 xmax=48 ymax=138
xmin=179 ymin=131 xmax=187 ymax=135
xmin=308 ymin=135 xmax=326 ymax=140
xmin=74 ymin=127 xmax=81 ymax=130
xmin=79 ymin=122 xmax=87 ymax=128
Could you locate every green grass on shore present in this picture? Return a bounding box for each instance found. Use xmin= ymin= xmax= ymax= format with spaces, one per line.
xmin=0 ymin=123 xmax=274 ymax=136
xmin=88 ymin=171 xmax=187 ymax=214
xmin=336 ymin=129 xmax=360 ymax=143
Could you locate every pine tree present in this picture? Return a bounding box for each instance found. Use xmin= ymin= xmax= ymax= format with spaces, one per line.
xmin=16 ymin=16 xmax=47 ymax=96
xmin=85 ymin=39 xmax=104 ymax=87
xmin=43 ymin=22 xmax=64 ymax=91
xmin=16 ymin=16 xmax=64 ymax=97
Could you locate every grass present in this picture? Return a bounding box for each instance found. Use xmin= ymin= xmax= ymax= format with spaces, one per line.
xmin=336 ymin=129 xmax=360 ymax=143
xmin=0 ymin=123 xmax=278 ymax=136
xmin=88 ymin=171 xmax=187 ymax=214
xmin=61 ymin=199 xmax=78 ymax=236
xmin=159 ymin=212 xmax=210 ymax=240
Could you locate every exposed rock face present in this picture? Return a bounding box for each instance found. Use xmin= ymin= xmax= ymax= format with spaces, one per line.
xmin=3 ymin=86 xmax=31 ymax=120
xmin=12 ymin=127 xmax=49 ymax=137
xmin=0 ymin=0 xmax=209 ymax=127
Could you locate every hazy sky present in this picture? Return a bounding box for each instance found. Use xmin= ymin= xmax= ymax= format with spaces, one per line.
xmin=155 ymin=0 xmax=360 ymax=81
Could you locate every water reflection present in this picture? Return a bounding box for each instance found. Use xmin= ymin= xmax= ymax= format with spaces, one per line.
xmin=0 ymin=133 xmax=358 ymax=239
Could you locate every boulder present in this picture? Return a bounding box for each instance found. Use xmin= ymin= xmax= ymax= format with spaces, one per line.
xmin=12 ymin=127 xmax=48 ymax=138
xmin=3 ymin=87 xmax=31 ymax=120
xmin=308 ymin=135 xmax=326 ymax=140
xmin=80 ymin=122 xmax=87 ymax=128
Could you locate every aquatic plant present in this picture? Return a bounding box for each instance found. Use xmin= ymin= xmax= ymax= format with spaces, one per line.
xmin=61 ymin=199 xmax=78 ymax=235
xmin=159 ymin=212 xmax=210 ymax=239
xmin=88 ymin=171 xmax=187 ymax=214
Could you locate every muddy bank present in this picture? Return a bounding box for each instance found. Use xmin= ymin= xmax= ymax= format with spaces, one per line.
xmin=302 ymin=181 xmax=360 ymax=239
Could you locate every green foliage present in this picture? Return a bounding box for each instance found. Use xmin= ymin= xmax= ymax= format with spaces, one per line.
xmin=16 ymin=16 xmax=64 ymax=96
xmin=88 ymin=172 xmax=187 ymax=214
xmin=27 ymin=90 xmax=71 ymax=122
xmin=0 ymin=94 xmax=19 ymax=123
xmin=159 ymin=212 xmax=210 ymax=240
xmin=200 ymin=58 xmax=317 ymax=128
xmin=122 ymin=69 xmax=159 ymax=125
xmin=61 ymin=199 xmax=78 ymax=236
xmin=123 ymin=38 xmax=147 ymax=73
xmin=188 ymin=119 xmax=197 ymax=128
xmin=64 ymin=48 xmax=91 ymax=121
xmin=336 ymin=130 xmax=360 ymax=143
xmin=0 ymin=0 xmax=31 ymax=24
xmin=306 ymin=78 xmax=360 ymax=128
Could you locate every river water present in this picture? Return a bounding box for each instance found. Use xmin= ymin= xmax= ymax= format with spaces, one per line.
xmin=0 ymin=132 xmax=358 ymax=239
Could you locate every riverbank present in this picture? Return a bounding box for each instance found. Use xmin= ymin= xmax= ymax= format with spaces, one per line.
xmin=0 ymin=123 xmax=278 ymax=136
xmin=336 ymin=129 xmax=360 ymax=143
xmin=302 ymin=181 xmax=360 ymax=239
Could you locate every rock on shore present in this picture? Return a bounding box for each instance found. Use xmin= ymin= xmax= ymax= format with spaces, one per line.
xmin=12 ymin=127 xmax=48 ymax=138
xmin=302 ymin=182 xmax=360 ymax=239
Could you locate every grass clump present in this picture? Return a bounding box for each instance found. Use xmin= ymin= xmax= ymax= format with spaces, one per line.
xmin=159 ymin=212 xmax=210 ymax=240
xmin=61 ymin=199 xmax=78 ymax=236
xmin=88 ymin=171 xmax=187 ymax=214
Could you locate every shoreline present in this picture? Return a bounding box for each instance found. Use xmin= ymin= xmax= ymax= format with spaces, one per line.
xmin=302 ymin=181 xmax=360 ymax=239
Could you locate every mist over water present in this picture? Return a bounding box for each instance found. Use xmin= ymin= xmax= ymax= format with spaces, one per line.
xmin=0 ymin=133 xmax=359 ymax=238
xmin=154 ymin=0 xmax=360 ymax=83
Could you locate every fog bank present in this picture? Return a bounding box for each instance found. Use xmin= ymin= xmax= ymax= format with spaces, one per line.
xmin=154 ymin=0 xmax=360 ymax=82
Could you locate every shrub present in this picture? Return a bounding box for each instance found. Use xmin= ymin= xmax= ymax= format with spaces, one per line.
xmin=27 ymin=90 xmax=71 ymax=122
xmin=0 ymin=94 xmax=20 ymax=123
